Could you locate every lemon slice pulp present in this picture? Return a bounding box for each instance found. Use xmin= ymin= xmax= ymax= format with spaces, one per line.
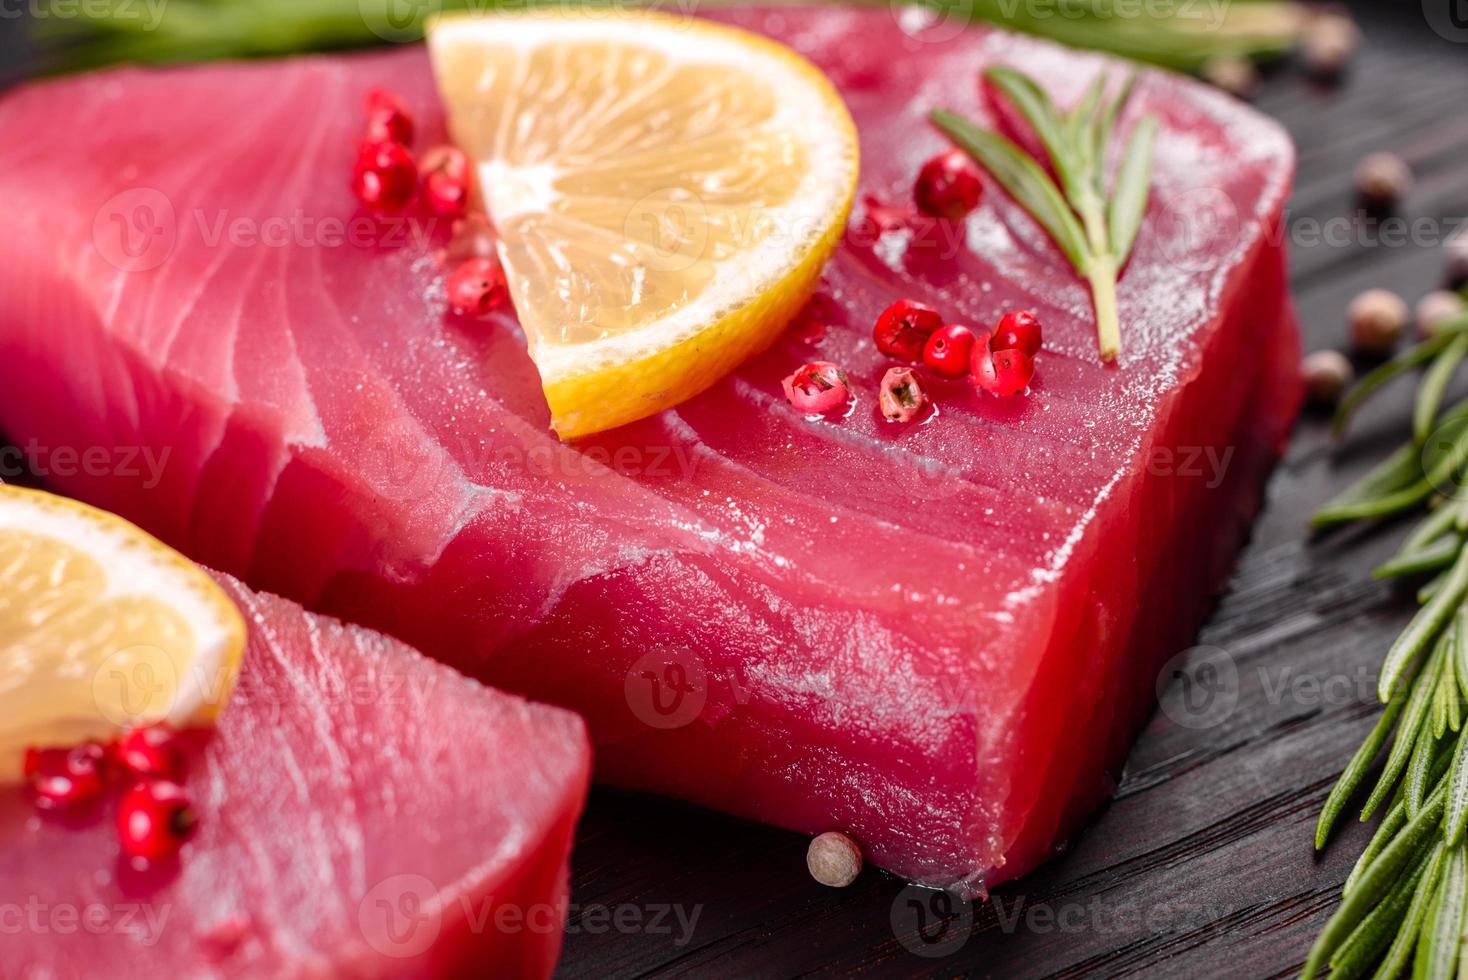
xmin=429 ymin=10 xmax=860 ymax=438
xmin=0 ymin=485 xmax=245 ymax=780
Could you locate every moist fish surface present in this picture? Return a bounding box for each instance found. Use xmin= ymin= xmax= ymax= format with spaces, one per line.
xmin=0 ymin=572 xmax=591 ymax=978
xmin=0 ymin=6 xmax=1299 ymax=890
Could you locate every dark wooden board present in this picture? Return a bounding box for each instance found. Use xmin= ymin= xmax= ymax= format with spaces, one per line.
xmin=4 ymin=2 xmax=1467 ymax=977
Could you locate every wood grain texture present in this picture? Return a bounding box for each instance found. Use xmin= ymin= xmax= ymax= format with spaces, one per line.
xmin=556 ymin=4 xmax=1468 ymax=977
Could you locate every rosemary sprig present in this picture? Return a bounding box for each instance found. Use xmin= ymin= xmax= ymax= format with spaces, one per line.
xmin=931 ymin=68 xmax=1157 ymax=362
xmin=28 ymin=0 xmax=1305 ymax=76
xmin=1305 ymin=301 xmax=1468 ymax=979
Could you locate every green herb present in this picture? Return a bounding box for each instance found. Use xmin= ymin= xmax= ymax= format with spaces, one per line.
xmin=1333 ymin=327 xmax=1467 ymax=440
xmin=932 ymin=69 xmax=1156 ymax=361
xmin=30 ymin=0 xmax=1304 ymax=76
xmin=1305 ymin=298 xmax=1468 ymax=979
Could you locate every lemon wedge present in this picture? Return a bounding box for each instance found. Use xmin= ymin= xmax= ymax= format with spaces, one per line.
xmin=0 ymin=485 xmax=245 ymax=780
xmin=428 ymin=10 xmax=859 ymax=438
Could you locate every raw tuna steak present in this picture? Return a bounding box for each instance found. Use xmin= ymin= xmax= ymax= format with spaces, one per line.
xmin=0 ymin=572 xmax=591 ymax=978
xmin=0 ymin=6 xmax=1298 ymax=890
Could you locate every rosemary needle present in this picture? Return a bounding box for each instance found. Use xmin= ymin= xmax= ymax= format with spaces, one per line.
xmin=1379 ymin=548 xmax=1468 ymax=702
xmin=1374 ymin=537 xmax=1461 ymax=581
xmin=1333 ymin=329 xmax=1462 ymax=438
xmin=931 ymin=67 xmax=1157 ymax=362
xmin=1318 ymin=696 xmax=1410 ymax=848
xmin=1445 ymin=727 xmax=1468 ymax=846
xmin=1415 ymin=333 xmax=1468 ymax=444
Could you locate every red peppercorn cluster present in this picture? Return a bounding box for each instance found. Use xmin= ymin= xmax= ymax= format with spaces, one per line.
xmin=347 ymin=87 xmax=508 ymax=320
xmin=780 ymin=303 xmax=1042 ymax=424
xmin=350 ymin=88 xmax=474 ymax=218
xmin=872 ymin=299 xmax=1043 ymax=401
xmin=352 ymin=89 xmax=418 ymax=214
xmin=24 ymin=723 xmax=198 ymax=864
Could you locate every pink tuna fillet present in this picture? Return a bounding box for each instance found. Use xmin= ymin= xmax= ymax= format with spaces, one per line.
xmin=0 ymin=572 xmax=591 ymax=978
xmin=0 ymin=7 xmax=1299 ymax=890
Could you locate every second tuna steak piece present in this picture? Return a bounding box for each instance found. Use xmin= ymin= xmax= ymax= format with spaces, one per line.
xmin=0 ymin=6 xmax=1299 ymax=890
xmin=0 ymin=573 xmax=591 ymax=978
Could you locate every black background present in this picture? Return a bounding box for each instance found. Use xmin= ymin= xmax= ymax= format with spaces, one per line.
xmin=4 ymin=3 xmax=1468 ymax=976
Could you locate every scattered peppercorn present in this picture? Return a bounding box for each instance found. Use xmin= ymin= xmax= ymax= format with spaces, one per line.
xmin=352 ymin=141 xmax=418 ymax=213
xmin=419 ymin=145 xmax=473 ymax=216
xmin=117 ymin=723 xmax=186 ymax=782
xmin=879 ymin=366 xmax=929 ymax=422
xmin=1301 ymin=12 xmax=1359 ymax=81
xmin=363 ymin=88 xmax=414 ymax=147
xmin=1354 ymin=153 xmax=1412 ymax=211
xmin=1302 ymin=350 xmax=1354 ymax=407
xmin=1445 ymin=233 xmax=1468 ymax=290
xmin=1348 ymin=288 xmax=1409 ymax=356
xmin=923 ymin=324 xmax=976 ymax=378
xmin=26 ymin=742 xmax=107 ymax=810
xmin=447 ymin=257 xmax=508 ymax=317
xmin=873 ymin=299 xmax=943 ymax=361
xmin=987 ymin=347 xmax=1036 ymax=396
xmin=992 ymin=309 xmax=1043 ymax=359
xmin=971 ymin=331 xmax=1036 ymax=397
xmin=913 ymin=149 xmax=983 ymax=222
xmin=117 ymin=779 xmax=197 ymax=863
xmin=782 ymin=361 xmax=852 ymax=414
xmin=1416 ymin=290 xmax=1466 ymax=339
xmin=1202 ymin=56 xmax=1259 ymax=100
xmin=807 ymin=830 xmax=862 ymax=887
